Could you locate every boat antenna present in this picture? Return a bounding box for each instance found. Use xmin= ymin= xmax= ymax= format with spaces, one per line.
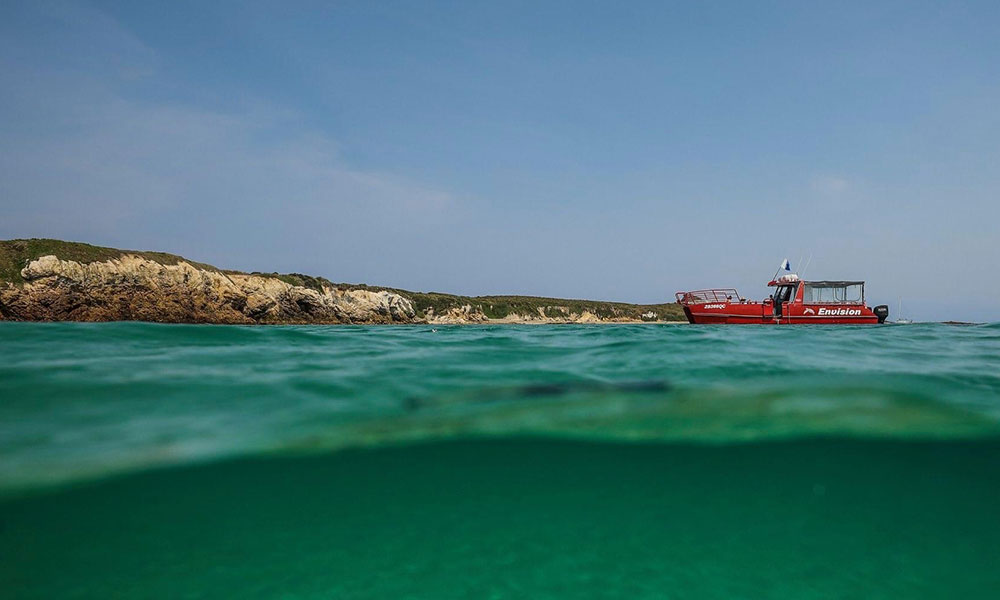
xmin=801 ymin=253 xmax=813 ymax=278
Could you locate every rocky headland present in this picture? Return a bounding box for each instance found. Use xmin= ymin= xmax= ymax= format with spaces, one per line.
xmin=0 ymin=239 xmax=684 ymax=325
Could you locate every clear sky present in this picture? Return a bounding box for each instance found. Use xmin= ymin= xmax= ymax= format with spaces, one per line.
xmin=2 ymin=1 xmax=998 ymax=321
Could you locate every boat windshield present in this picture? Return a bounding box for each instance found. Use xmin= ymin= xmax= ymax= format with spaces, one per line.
xmin=774 ymin=284 xmax=797 ymax=304
xmin=803 ymin=282 xmax=863 ymax=304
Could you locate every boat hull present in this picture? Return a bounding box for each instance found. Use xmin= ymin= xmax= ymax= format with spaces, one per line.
xmin=682 ymin=303 xmax=880 ymax=325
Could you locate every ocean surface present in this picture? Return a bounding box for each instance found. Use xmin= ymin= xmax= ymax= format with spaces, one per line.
xmin=1 ymin=321 xmax=999 ymax=598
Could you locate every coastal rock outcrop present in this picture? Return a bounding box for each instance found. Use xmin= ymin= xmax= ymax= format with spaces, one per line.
xmin=0 ymin=255 xmax=416 ymax=324
xmin=426 ymin=304 xmax=490 ymax=324
xmin=424 ymin=304 xmax=628 ymax=325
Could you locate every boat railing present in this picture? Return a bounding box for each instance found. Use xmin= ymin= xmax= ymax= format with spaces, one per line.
xmin=675 ymin=289 xmax=742 ymax=304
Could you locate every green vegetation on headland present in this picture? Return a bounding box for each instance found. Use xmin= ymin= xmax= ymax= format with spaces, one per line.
xmin=0 ymin=239 xmax=220 ymax=284
xmin=0 ymin=238 xmax=684 ymax=322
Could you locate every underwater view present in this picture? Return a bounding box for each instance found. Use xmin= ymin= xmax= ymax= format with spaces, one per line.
xmin=2 ymin=322 xmax=999 ymax=598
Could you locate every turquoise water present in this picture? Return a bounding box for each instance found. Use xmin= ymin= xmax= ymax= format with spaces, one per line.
xmin=2 ymin=322 xmax=1000 ymax=597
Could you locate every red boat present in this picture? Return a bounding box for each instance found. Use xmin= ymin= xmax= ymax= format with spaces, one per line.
xmin=676 ymin=274 xmax=889 ymax=324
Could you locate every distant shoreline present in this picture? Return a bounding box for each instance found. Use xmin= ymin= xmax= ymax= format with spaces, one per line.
xmin=0 ymin=239 xmax=685 ymax=325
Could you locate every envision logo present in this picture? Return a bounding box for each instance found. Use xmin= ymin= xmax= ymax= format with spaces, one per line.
xmin=817 ymin=307 xmax=862 ymax=316
xmin=803 ymin=308 xmax=816 ymax=315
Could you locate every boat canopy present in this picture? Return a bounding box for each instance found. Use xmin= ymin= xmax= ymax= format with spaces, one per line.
xmin=803 ymin=281 xmax=864 ymax=287
xmin=802 ymin=281 xmax=864 ymax=304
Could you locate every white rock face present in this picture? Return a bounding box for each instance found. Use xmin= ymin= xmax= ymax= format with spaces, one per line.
xmin=336 ymin=289 xmax=416 ymax=322
xmin=2 ymin=254 xmax=416 ymax=324
xmin=427 ymin=304 xmax=489 ymax=324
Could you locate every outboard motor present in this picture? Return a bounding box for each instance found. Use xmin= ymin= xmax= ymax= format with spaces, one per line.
xmin=873 ymin=305 xmax=889 ymax=324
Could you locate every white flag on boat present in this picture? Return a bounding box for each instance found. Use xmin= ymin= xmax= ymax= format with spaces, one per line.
xmin=781 ymin=258 xmax=791 ymax=271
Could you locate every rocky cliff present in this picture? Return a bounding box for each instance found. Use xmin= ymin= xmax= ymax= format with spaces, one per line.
xmin=0 ymin=239 xmax=686 ymax=324
xmin=1 ymin=254 xmax=416 ymax=324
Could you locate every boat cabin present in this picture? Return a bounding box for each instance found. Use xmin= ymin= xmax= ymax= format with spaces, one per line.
xmin=767 ymin=277 xmax=865 ymax=318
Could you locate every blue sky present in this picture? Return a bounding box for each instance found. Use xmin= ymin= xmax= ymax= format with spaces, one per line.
xmin=2 ymin=1 xmax=999 ymax=321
